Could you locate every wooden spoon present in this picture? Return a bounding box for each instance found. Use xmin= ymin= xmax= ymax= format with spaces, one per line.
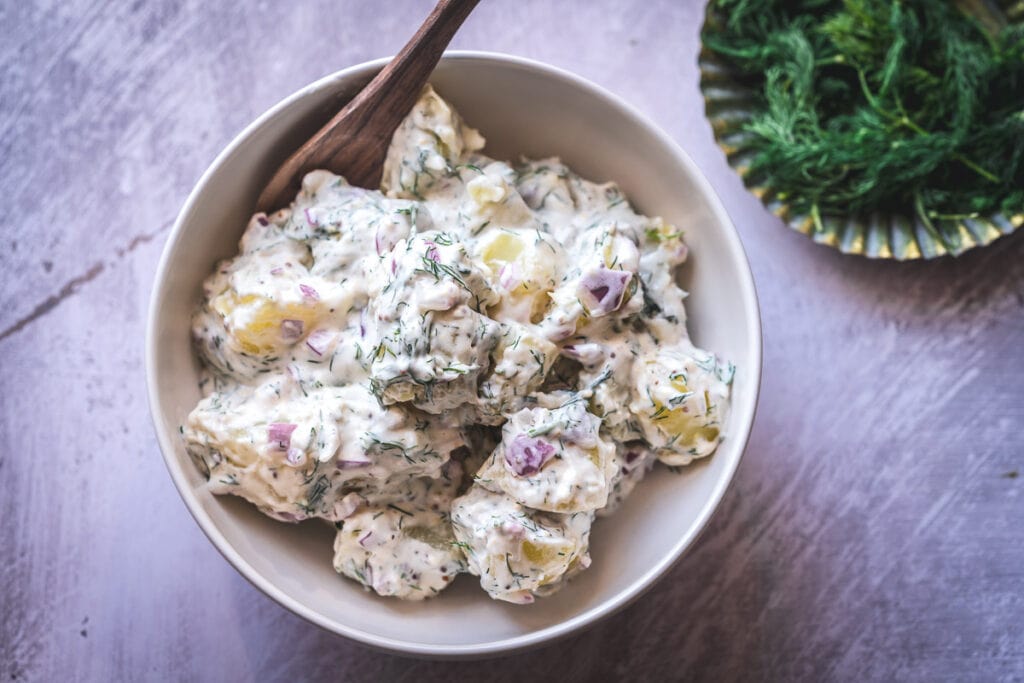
xmin=256 ymin=0 xmax=481 ymax=213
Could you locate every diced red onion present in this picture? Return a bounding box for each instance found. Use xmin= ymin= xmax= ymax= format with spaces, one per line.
xmin=304 ymin=208 xmax=318 ymax=226
xmin=299 ymin=284 xmax=319 ymax=300
xmin=285 ymin=447 xmax=306 ymax=467
xmin=268 ymin=423 xmax=297 ymax=450
xmin=499 ymin=263 xmax=520 ymax=290
xmin=560 ymin=342 xmax=604 ymax=366
xmin=375 ymin=225 xmax=400 ymax=257
xmin=504 ymin=434 xmax=555 ymax=476
xmin=358 ymin=531 xmax=373 ymax=548
xmin=280 ymin=319 xmax=304 ymax=341
xmin=562 ymin=424 xmax=598 ymax=449
xmin=336 ymin=458 xmax=371 ymax=469
xmin=336 ymin=449 xmax=372 ymax=469
xmin=305 ymin=328 xmax=333 ymax=356
xmin=257 ymin=216 xmax=269 ymax=227
xmin=390 ymin=257 xmax=398 ymax=275
xmin=425 ymin=242 xmax=440 ymax=262
xmin=359 ymin=308 xmax=367 ymax=338
xmin=270 ymin=267 xmax=284 ymax=275
xmin=578 ymin=268 xmax=632 ymax=316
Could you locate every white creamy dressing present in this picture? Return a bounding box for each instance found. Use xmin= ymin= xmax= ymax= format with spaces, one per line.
xmin=183 ymin=86 xmax=734 ymax=602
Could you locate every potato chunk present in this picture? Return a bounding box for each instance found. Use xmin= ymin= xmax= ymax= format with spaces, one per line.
xmin=451 ymin=486 xmax=592 ymax=604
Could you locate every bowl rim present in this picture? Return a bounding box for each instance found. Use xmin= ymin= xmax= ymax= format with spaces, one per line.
xmin=146 ymin=49 xmax=763 ymax=658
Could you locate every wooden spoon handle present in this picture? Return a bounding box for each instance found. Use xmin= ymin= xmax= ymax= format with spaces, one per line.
xmin=257 ymin=0 xmax=481 ymax=213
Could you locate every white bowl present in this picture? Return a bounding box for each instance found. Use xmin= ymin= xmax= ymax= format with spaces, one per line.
xmin=146 ymin=51 xmax=761 ymax=658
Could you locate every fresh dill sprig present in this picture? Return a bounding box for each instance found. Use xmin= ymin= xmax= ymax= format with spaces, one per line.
xmin=703 ymin=0 xmax=1024 ymax=230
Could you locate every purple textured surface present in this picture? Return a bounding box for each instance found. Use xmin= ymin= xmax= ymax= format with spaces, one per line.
xmin=1 ymin=0 xmax=1022 ymax=680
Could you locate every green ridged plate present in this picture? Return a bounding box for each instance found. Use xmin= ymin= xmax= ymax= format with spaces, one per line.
xmin=698 ymin=0 xmax=1024 ymax=260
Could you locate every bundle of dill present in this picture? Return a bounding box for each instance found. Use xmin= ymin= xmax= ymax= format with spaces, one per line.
xmin=702 ymin=0 xmax=1024 ymax=231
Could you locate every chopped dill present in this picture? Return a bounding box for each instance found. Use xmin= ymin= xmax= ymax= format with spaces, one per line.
xmin=702 ymin=0 xmax=1024 ymax=232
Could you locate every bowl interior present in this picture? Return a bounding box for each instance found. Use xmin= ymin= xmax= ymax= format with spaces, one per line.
xmin=148 ymin=53 xmax=760 ymax=656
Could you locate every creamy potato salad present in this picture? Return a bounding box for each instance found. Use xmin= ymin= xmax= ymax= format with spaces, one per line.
xmin=183 ymin=86 xmax=735 ymax=603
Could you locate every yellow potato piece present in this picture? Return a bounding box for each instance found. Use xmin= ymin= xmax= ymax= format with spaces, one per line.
xmin=213 ymin=291 xmax=321 ymax=354
xmin=467 ymin=175 xmax=507 ymax=204
xmin=653 ymin=401 xmax=720 ymax=447
xmin=479 ymin=232 xmax=557 ymax=323
xmin=480 ymin=232 xmax=525 ymax=268
xmin=521 ymin=538 xmax=573 ymax=568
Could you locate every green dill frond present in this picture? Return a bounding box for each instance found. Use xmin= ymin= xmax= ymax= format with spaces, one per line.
xmin=703 ymin=0 xmax=1024 ymax=223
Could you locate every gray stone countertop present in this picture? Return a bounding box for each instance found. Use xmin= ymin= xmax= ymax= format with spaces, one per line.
xmin=1 ymin=0 xmax=1021 ymax=680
